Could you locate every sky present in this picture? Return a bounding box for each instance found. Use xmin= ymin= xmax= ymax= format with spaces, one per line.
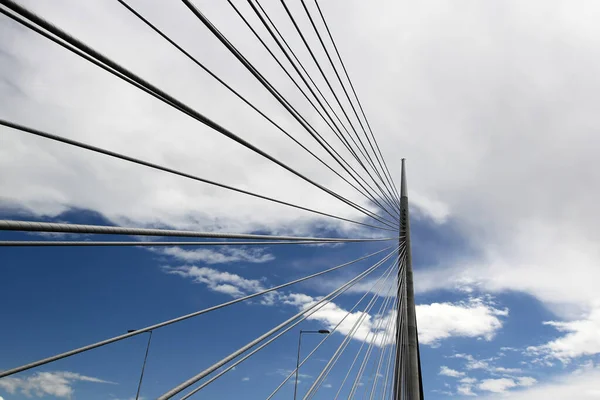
xmin=1 ymin=0 xmax=600 ymax=399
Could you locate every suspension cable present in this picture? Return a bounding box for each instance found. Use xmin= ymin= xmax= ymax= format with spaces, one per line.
xmin=0 ymin=239 xmax=392 ymax=247
xmin=225 ymin=0 xmax=401 ymax=218
xmin=114 ymin=0 xmax=394 ymax=220
xmin=179 ymin=0 xmax=399 ymax=227
xmin=332 ymin=251 xmax=404 ymax=400
xmin=381 ymin=312 xmax=398 ymax=400
xmin=299 ymin=0 xmax=400 ymax=205
xmin=180 ymin=254 xmax=398 ymax=400
xmin=306 ymin=245 xmax=405 ymax=400
xmin=0 ymin=247 xmax=393 ymax=379
xmin=0 ymin=219 xmax=399 ymax=241
xmin=367 ymin=289 xmax=398 ymax=400
xmin=265 ymin=257 xmax=397 ymax=400
xmin=0 ymin=1 xmax=397 ymax=229
xmin=313 ymin=0 xmax=401 ymax=203
xmin=345 ymin=284 xmax=397 ymax=400
xmin=306 ymin=268 xmax=398 ymax=400
xmin=157 ymin=247 xmax=399 ymax=399
xmin=277 ymin=0 xmax=399 ymax=207
xmin=231 ymin=0 xmax=400 ymax=218
xmin=0 ymin=119 xmax=396 ymax=231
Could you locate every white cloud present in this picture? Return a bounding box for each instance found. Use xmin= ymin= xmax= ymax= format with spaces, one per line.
xmin=439 ymin=366 xmax=465 ymax=378
xmin=452 ymin=354 xmax=525 ymax=378
xmin=516 ymin=377 xmax=537 ymax=387
xmin=163 ymin=265 xmax=266 ymax=298
xmin=493 ymin=366 xmax=523 ymax=374
xmin=478 ymin=376 xmax=537 ymax=394
xmin=478 ymin=366 xmax=600 ymax=400
xmin=526 ymin=306 xmax=600 ymax=361
xmin=415 ymin=231 xmax=600 ymax=361
xmin=163 ymin=266 xmax=504 ymax=346
xmin=4 ymin=1 xmax=600 ymax=391
xmin=163 ymin=264 xmax=280 ymax=306
xmin=281 ymin=293 xmax=315 ymax=307
xmin=1 ymin=0 xmax=600 ymax=340
xmin=432 ymin=389 xmax=455 ymax=396
xmin=0 ymin=0 xmax=394 ymax=238
xmin=279 ymin=293 xmax=507 ymax=346
xmin=299 ymin=242 xmax=345 ymax=248
xmin=281 ymin=292 xmax=390 ymax=344
xmin=453 ymin=354 xmax=492 ymax=370
xmin=0 ymin=371 xmax=113 ymax=398
xmin=242 ymin=377 xmax=250 ymax=382
xmin=457 ymin=383 xmax=477 ymax=396
xmin=211 ymin=283 xmax=245 ymax=297
xmin=416 ymin=297 xmax=508 ymax=345
xmin=323 ymin=1 xmax=600 ymax=337
xmin=410 ymin=190 xmax=451 ymax=224
xmin=155 ymin=247 xmax=274 ymax=264
xmin=305 ymin=287 xmax=508 ymax=347
xmin=478 ymin=378 xmax=518 ymax=393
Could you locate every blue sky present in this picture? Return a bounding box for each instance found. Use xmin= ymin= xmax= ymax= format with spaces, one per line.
xmin=2 ymin=208 xmax=596 ymax=399
xmin=0 ymin=209 xmax=393 ymax=399
xmin=2 ymin=0 xmax=600 ymax=399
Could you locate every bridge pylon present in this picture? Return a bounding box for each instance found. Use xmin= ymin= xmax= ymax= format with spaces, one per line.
xmin=392 ymin=159 xmax=424 ymax=399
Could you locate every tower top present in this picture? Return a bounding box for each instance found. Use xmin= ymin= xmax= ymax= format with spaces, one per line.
xmin=401 ymin=158 xmax=408 ymax=198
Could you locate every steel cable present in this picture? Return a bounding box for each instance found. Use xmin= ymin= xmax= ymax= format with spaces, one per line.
xmin=178 ymin=254 xmax=398 ymax=400
xmin=158 ymin=246 xmax=399 ymax=399
xmin=0 ymin=1 xmax=397 ymax=230
xmin=313 ymin=0 xmax=401 ymax=202
xmin=306 ymin=245 xmax=406 ymax=400
xmin=334 ymin=252 xmax=405 ymax=400
xmin=299 ymin=0 xmax=400 ymax=206
xmin=277 ymin=0 xmax=400 ymax=208
xmin=345 ymin=280 xmax=398 ymax=400
xmin=115 ymin=0 xmax=394 ymax=220
xmin=264 ymin=258 xmax=397 ymax=400
xmin=236 ymin=0 xmax=400 ymax=218
xmin=0 ymin=247 xmax=394 ymax=379
xmin=307 ymin=277 xmax=397 ymax=400
xmin=0 ymin=119 xmax=396 ymax=232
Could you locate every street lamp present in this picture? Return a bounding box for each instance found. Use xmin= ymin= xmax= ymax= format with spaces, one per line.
xmin=127 ymin=329 xmax=153 ymax=400
xmin=293 ymin=329 xmax=330 ymax=400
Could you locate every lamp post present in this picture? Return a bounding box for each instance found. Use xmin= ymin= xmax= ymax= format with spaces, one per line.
xmin=293 ymin=329 xmax=330 ymax=400
xmin=128 ymin=329 xmax=153 ymax=400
